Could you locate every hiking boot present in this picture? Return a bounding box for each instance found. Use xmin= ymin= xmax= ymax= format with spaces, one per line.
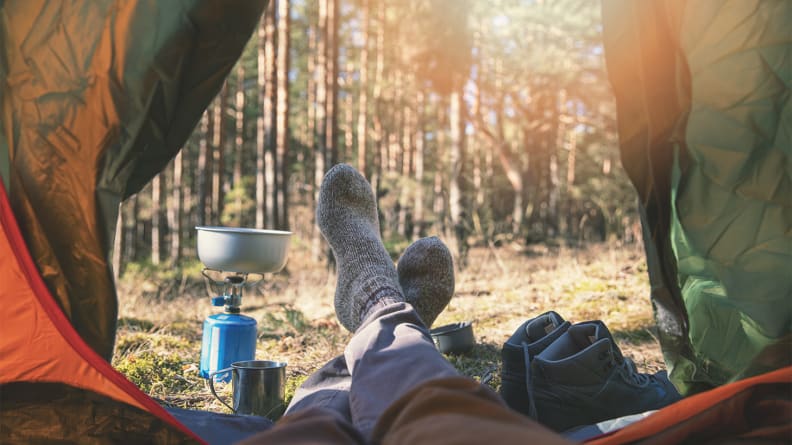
xmin=500 ymin=311 xmax=570 ymax=417
xmin=530 ymin=320 xmax=682 ymax=432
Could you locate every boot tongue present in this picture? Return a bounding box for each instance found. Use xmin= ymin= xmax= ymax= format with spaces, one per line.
xmin=584 ymin=321 xmax=624 ymax=362
xmin=536 ymin=328 xmax=615 ymax=384
xmin=524 ymin=311 xmax=564 ymax=342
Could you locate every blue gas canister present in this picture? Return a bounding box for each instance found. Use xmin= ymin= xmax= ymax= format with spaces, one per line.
xmin=200 ymin=312 xmax=257 ymax=381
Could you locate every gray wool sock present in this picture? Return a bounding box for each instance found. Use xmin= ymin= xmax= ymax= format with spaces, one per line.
xmin=317 ymin=163 xmax=404 ymax=332
xmin=397 ymin=236 xmax=455 ymax=328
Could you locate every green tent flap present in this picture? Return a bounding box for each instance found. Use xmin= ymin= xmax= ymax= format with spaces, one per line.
xmin=603 ymin=0 xmax=792 ymax=395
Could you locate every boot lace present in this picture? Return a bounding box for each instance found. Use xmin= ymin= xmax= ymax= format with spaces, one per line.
xmin=616 ymin=357 xmax=652 ymax=386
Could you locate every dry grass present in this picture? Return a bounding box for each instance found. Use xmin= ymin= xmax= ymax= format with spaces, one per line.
xmin=114 ymin=240 xmax=665 ymax=413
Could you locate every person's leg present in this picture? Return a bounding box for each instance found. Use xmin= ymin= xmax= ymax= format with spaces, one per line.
xmin=313 ymin=164 xmax=461 ymax=439
xmin=240 ymin=164 xmax=571 ymax=444
xmin=285 ymin=236 xmax=456 ymax=418
xmin=284 ymin=355 xmax=352 ymax=418
xmin=345 ymin=301 xmax=459 ymax=439
xmin=236 ymin=407 xmax=365 ymax=445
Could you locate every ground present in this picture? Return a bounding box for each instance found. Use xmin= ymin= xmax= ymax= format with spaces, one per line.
xmin=114 ymin=241 xmax=665 ymax=415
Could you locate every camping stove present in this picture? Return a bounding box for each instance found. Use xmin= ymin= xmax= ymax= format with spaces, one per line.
xmin=195 ymin=226 xmax=291 ymax=382
xmin=198 ymin=269 xmax=260 ymax=381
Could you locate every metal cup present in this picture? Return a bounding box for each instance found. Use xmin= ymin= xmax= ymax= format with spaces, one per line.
xmin=209 ymin=360 xmax=287 ymax=419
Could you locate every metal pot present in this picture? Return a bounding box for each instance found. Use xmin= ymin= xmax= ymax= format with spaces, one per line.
xmin=431 ymin=321 xmax=475 ymax=355
xmin=196 ymin=226 xmax=291 ymax=274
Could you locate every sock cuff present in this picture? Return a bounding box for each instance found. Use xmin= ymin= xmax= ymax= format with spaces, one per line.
xmin=358 ymin=276 xmax=404 ymax=323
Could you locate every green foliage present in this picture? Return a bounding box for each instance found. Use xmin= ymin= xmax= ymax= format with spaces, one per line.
xmin=222 ymin=177 xmax=256 ymax=226
xmin=443 ymin=342 xmax=502 ymax=391
xmin=259 ymin=305 xmax=311 ymax=337
xmin=383 ymin=237 xmax=410 ymax=260
xmin=407 ymin=0 xmax=473 ymax=93
xmin=283 ymin=374 xmax=309 ymax=408
xmin=118 ymin=317 xmax=156 ymax=332
xmin=115 ymin=351 xmax=198 ymax=395
xmin=115 ymin=332 xmax=194 ymax=357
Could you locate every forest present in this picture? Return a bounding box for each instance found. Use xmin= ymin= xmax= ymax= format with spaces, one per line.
xmin=111 ymin=0 xmax=640 ymax=276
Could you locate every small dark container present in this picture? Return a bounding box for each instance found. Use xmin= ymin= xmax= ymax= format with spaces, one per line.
xmin=430 ymin=321 xmax=475 ymax=355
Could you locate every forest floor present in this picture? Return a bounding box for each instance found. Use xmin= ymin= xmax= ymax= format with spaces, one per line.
xmin=113 ymin=240 xmax=666 ymax=415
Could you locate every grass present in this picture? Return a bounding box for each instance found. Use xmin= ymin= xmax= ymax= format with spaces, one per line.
xmin=113 ymin=240 xmax=664 ymax=414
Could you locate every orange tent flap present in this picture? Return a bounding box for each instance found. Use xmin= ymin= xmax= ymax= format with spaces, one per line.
xmin=0 ymin=180 xmax=204 ymax=444
xmin=586 ymin=365 xmax=792 ymax=444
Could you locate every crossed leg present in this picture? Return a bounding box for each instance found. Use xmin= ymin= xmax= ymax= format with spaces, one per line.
xmin=239 ymin=164 xmax=570 ymax=444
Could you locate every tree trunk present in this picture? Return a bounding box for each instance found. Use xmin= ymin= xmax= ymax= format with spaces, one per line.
xmin=343 ymin=60 xmax=354 ymax=164
xmin=325 ymin=0 xmax=339 ymax=166
xmin=256 ymin=14 xmax=267 ymax=229
xmin=197 ymin=110 xmax=210 ymax=227
xmin=369 ymin=0 xmax=385 ymax=197
xmin=356 ymin=0 xmax=369 ymax=176
xmin=112 ymin=205 xmax=124 ymax=282
xmin=397 ymin=77 xmax=413 ymax=237
xmin=182 ymin=139 xmax=194 ymax=241
xmin=124 ymin=196 xmax=138 ymax=263
xmin=264 ymin=0 xmax=277 ymax=228
xmin=448 ymin=87 xmax=467 ymax=265
xmin=233 ymin=61 xmax=245 ymax=226
xmin=411 ymin=90 xmax=425 ymax=239
xmin=211 ymin=84 xmax=227 ymax=225
xmin=151 ymin=172 xmax=162 ymax=265
xmin=276 ymin=0 xmax=291 ymax=230
xmin=312 ymin=0 xmax=328 ymax=259
xmin=433 ymin=98 xmax=447 ymax=235
xmin=169 ymin=150 xmax=183 ymax=264
xmin=565 ymin=127 xmax=578 ymax=236
xmin=303 ymin=26 xmax=317 ymax=206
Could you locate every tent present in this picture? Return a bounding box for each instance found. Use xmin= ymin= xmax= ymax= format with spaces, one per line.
xmin=601 ymin=0 xmax=791 ymax=395
xmin=1 ymin=1 xmax=274 ymax=443
xmin=0 ymin=0 xmax=789 ymax=444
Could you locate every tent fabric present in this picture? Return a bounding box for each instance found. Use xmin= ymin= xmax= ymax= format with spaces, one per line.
xmin=164 ymin=407 xmax=274 ymax=445
xmin=0 ymin=180 xmax=202 ymax=444
xmin=2 ymin=383 xmax=197 ymax=444
xmin=602 ymin=0 xmax=792 ymax=395
xmin=0 ymin=0 xmax=268 ymax=361
xmin=1 ymin=0 xmax=790 ymax=443
xmin=586 ymin=365 xmax=792 ymax=444
xmin=1 ymin=1 xmax=269 ymax=442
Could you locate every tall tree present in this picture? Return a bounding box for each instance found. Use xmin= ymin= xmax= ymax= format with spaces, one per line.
xmin=356 ymin=0 xmax=370 ymax=176
xmin=276 ymin=0 xmax=292 ymax=230
xmin=325 ymin=0 xmax=339 ymax=166
xmin=169 ymin=151 xmax=183 ymax=263
xmin=197 ymin=110 xmax=211 ymax=227
xmin=210 ymin=84 xmax=228 ymax=224
xmin=151 ymin=172 xmax=163 ymax=265
xmin=411 ymin=0 xmax=473 ymax=263
xmin=312 ymin=0 xmax=328 ymax=258
xmin=264 ymin=0 xmax=278 ymax=228
xmin=255 ymin=13 xmax=267 ymax=229
xmin=232 ymin=61 xmax=246 ymax=226
xmin=411 ymin=90 xmax=425 ymax=239
xmin=112 ymin=207 xmax=124 ymax=282
xmin=370 ymin=0 xmax=386 ymax=196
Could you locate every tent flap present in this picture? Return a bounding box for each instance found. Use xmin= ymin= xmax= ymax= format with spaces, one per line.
xmin=1 ymin=0 xmax=268 ymax=361
xmin=603 ymin=0 xmax=792 ymax=394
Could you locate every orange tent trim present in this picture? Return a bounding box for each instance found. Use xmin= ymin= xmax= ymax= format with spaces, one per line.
xmin=0 ymin=180 xmax=205 ymax=444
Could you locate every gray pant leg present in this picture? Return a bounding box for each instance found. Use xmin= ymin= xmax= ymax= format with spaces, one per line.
xmin=345 ymin=302 xmax=459 ymax=440
xmin=284 ymin=354 xmax=352 ymax=422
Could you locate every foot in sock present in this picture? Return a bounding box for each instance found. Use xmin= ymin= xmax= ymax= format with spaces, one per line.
xmin=397 ymin=236 xmax=455 ymax=328
xmin=317 ymin=163 xmax=404 ymax=332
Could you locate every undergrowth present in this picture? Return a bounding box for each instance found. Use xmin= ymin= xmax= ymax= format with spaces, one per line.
xmin=113 ymin=242 xmax=664 ymax=415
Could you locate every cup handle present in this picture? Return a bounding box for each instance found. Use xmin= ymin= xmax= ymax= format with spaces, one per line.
xmin=208 ymin=367 xmax=234 ymax=413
